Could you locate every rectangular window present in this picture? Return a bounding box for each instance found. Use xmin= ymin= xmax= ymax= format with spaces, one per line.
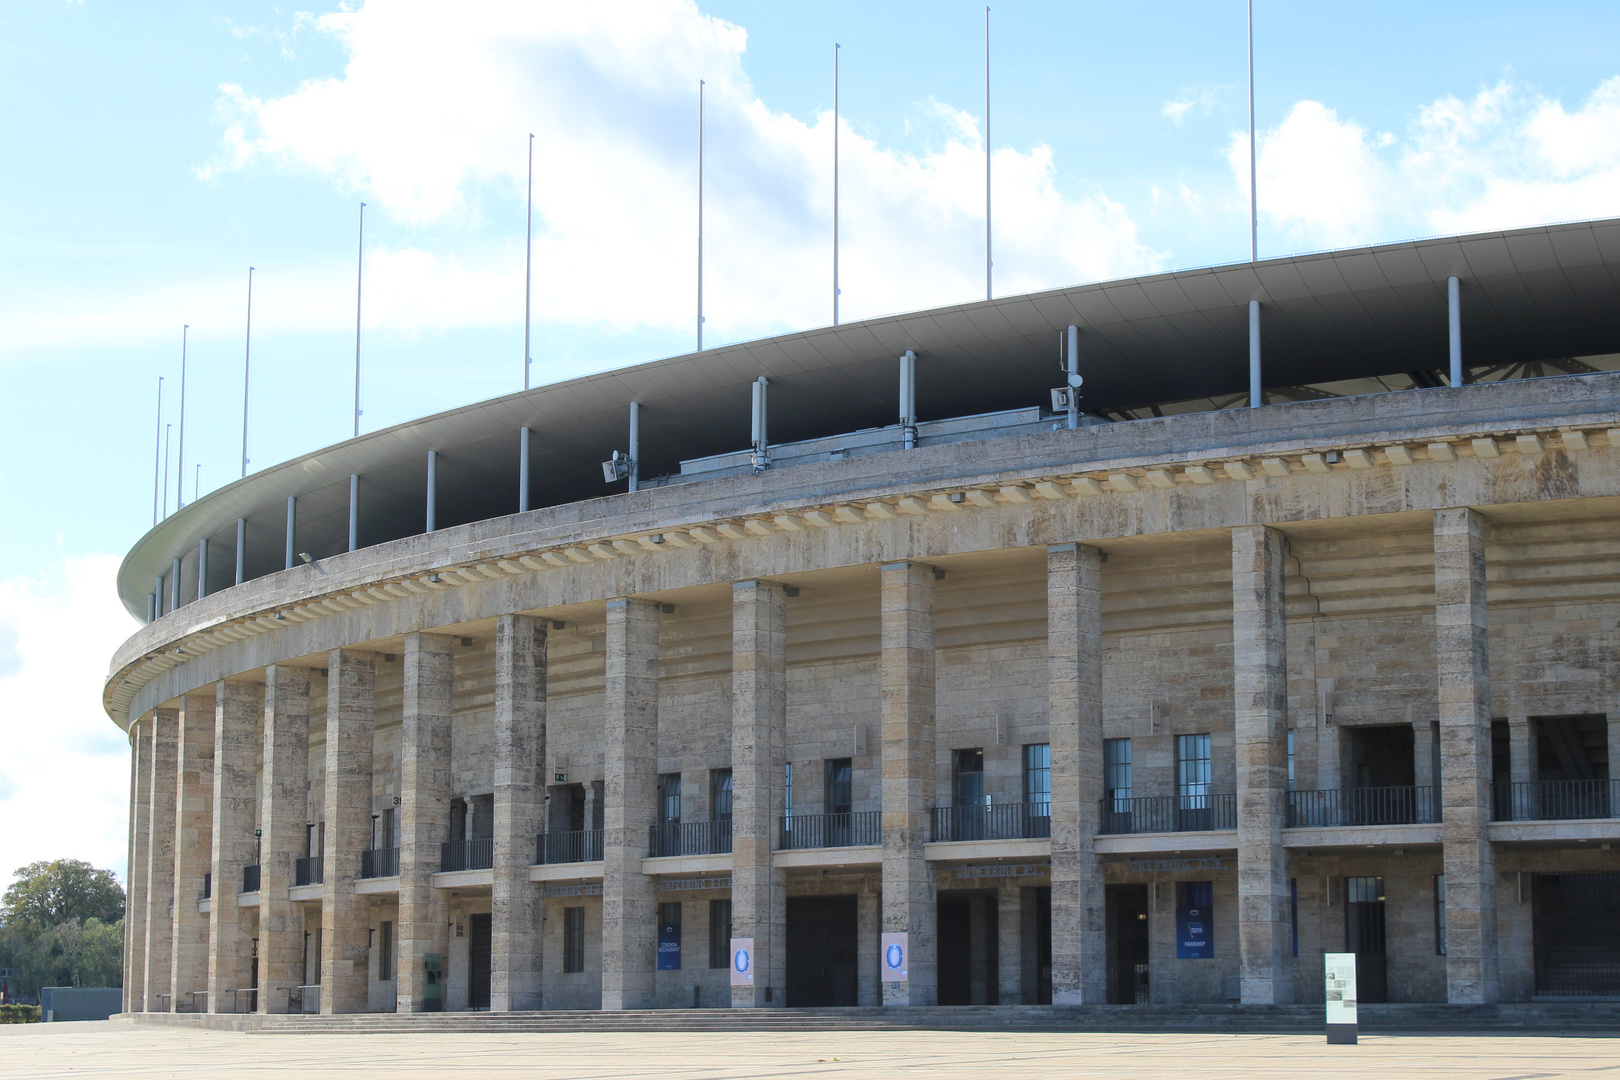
xmin=659 ymin=773 xmax=682 ymax=824
xmin=1023 ymin=744 xmax=1051 ymax=810
xmin=1104 ymin=738 xmax=1133 ymax=810
xmin=564 ymin=907 xmax=586 ymax=973
xmin=711 ymin=769 xmax=734 ymax=822
xmin=1286 ymin=729 xmax=1295 ymax=792
xmin=824 ymin=758 xmax=853 ymax=815
xmin=1434 ymin=874 xmax=1446 ymax=956
xmin=1346 ymin=876 xmax=1385 ymax=904
xmin=709 ymin=899 xmax=732 ymax=969
xmin=1176 ymin=734 xmax=1212 ymax=804
xmin=952 ymin=748 xmax=986 ymax=806
xmin=378 ymin=920 xmax=394 ymax=981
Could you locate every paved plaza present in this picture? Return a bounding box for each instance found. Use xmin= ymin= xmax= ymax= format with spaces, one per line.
xmin=3 ymin=1023 xmax=1618 ymax=1079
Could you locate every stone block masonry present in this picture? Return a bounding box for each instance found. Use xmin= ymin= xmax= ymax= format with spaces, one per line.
xmin=398 ymin=634 xmax=452 ymax=1013
xmin=258 ymin=665 xmax=309 ymax=1013
xmin=321 ymin=649 xmax=375 ymax=1014
xmin=170 ymin=691 xmax=215 ymax=1010
xmin=142 ymin=708 xmax=178 ymax=1012
xmin=492 ymin=615 xmax=547 ymax=1011
xmin=208 ymin=679 xmax=262 ymax=1011
xmin=124 ymin=715 xmax=151 ymax=1011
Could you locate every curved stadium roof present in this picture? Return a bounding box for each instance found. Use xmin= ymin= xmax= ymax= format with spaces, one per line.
xmin=118 ymin=217 xmax=1620 ymax=619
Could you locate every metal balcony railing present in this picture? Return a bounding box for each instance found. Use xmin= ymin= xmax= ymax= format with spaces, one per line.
xmin=1098 ymin=794 xmax=1237 ymax=835
xmin=201 ymin=873 xmax=211 ymax=900
xmin=930 ymin=802 xmax=1052 ymax=842
xmin=778 ymin=810 xmax=882 ymax=850
xmin=360 ymin=847 xmax=399 ymax=879
xmin=648 ymin=820 xmax=732 ymax=858
xmin=440 ymin=838 xmax=494 ymax=872
xmin=1494 ymin=780 xmax=1619 ymax=822
xmin=1286 ymin=786 xmax=1438 ymax=828
xmin=294 ymin=856 xmax=324 ymax=886
xmin=536 ymin=829 xmax=604 ymax=865
xmin=241 ymin=864 xmax=261 ymax=893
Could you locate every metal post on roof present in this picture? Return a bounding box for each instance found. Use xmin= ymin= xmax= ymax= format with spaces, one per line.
xmin=348 ymin=474 xmax=360 ymax=552
xmin=148 ymin=593 xmax=157 ymax=624
xmin=177 ymin=325 xmax=189 ymax=510
xmin=1447 ymin=276 xmax=1463 ymax=386
xmin=197 ymin=538 xmax=208 ymax=601
xmin=899 ymin=351 xmax=917 ymax=450
xmin=1247 ymin=0 xmax=1258 ymax=263
xmin=426 ymin=451 xmax=438 ymax=532
xmin=833 ymin=43 xmax=840 ymax=327
xmin=355 ymin=202 xmax=366 ymax=439
xmin=519 ymin=427 xmax=532 ymax=513
xmin=525 ymin=134 xmax=534 ymax=391
xmin=243 ymin=266 xmax=254 ymax=478
xmin=985 ymin=5 xmax=992 ymax=301
xmin=1066 ymin=325 xmax=1081 ymax=429
xmin=285 ymin=496 xmax=296 ymax=571
xmin=154 ymin=575 xmax=164 ymax=618
xmin=750 ymin=377 xmax=771 ymax=472
xmin=235 ymin=518 xmax=246 ymax=586
xmin=697 ymin=80 xmax=705 ymax=352
xmin=171 ymin=557 xmax=182 ymax=611
xmin=1249 ymin=300 xmax=1262 ymax=407
xmin=628 ymin=401 xmax=641 ymax=493
xmin=162 ymin=423 xmax=172 ymax=519
xmin=152 ymin=376 xmax=164 ymax=527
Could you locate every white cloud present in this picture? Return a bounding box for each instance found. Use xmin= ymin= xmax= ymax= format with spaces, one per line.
xmin=1162 ymin=87 xmax=1220 ymax=126
xmin=198 ymin=0 xmax=1161 ymax=344
xmin=1228 ymin=78 xmax=1620 ymax=252
xmin=0 ymin=556 xmax=135 ymax=885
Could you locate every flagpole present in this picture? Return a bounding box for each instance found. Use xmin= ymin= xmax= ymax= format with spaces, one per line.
xmin=985 ymin=6 xmax=992 ymax=301
xmin=354 ymin=202 xmax=365 ymax=438
xmin=1248 ymin=0 xmax=1257 ymax=262
xmin=242 ymin=267 xmax=254 ymax=477
xmin=524 ymin=133 xmax=534 ymax=390
xmin=833 ymin=43 xmax=840 ymax=326
xmin=162 ymin=423 xmax=172 ymax=519
xmin=152 ymin=376 xmax=164 ymax=527
xmin=697 ymin=79 xmax=705 ymax=352
xmin=177 ymin=324 xmax=188 ymax=510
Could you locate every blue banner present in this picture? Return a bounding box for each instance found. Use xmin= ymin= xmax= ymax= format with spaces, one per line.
xmin=1176 ymin=881 xmax=1214 ymax=959
xmin=657 ymin=919 xmax=682 ymax=970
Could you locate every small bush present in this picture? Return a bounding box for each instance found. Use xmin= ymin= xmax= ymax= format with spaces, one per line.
xmin=0 ymin=1003 xmax=40 ymax=1023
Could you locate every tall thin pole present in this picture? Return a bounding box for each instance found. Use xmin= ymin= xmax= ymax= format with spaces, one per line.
xmin=242 ymin=266 xmax=254 ymax=477
xmin=833 ymin=43 xmax=840 ymax=326
xmin=162 ymin=423 xmax=172 ymax=519
xmin=176 ymin=325 xmax=188 ymax=510
xmin=697 ymin=80 xmax=705 ymax=352
xmin=524 ymin=133 xmax=534 ymax=390
xmin=152 ymin=376 xmax=164 ymax=527
xmin=985 ymin=6 xmax=992 ymax=301
xmin=355 ymin=202 xmax=366 ymax=438
xmin=1248 ymin=0 xmax=1257 ymax=262
xmin=195 ymin=463 xmax=201 ymax=504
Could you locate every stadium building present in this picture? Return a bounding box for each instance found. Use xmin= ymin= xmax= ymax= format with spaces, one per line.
xmin=111 ymin=219 xmax=1620 ymax=1017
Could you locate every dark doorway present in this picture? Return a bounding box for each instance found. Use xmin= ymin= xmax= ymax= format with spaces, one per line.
xmin=467 ymin=913 xmax=492 ymax=1011
xmin=1105 ymin=884 xmax=1150 ymax=1003
xmin=1347 ymin=726 xmax=1416 ymax=788
xmin=1345 ymin=877 xmax=1387 ymax=1004
xmin=1532 ymin=716 xmax=1612 ymax=818
xmin=1020 ymin=885 xmax=1052 ymax=1004
xmin=785 ymin=895 xmax=858 ymax=1006
xmin=1533 ymin=872 xmax=1620 ymax=997
xmin=937 ymin=890 xmax=999 ymax=1005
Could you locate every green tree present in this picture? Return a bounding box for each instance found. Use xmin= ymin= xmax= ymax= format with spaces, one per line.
xmin=1 ymin=861 xmax=124 ymax=932
xmin=75 ymin=918 xmax=124 ymax=989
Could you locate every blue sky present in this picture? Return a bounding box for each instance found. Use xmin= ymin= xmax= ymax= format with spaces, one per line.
xmin=4 ymin=0 xmax=1620 ymax=883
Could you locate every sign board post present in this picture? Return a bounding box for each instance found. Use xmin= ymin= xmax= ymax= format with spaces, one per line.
xmin=1324 ymin=952 xmax=1358 ymax=1044
xmin=657 ymin=918 xmax=682 ymax=971
xmin=729 ymin=937 xmax=754 ymax=987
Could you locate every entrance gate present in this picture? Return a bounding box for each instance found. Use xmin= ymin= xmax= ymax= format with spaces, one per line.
xmin=785 ymin=895 xmax=858 ymax=1006
xmin=1105 ymin=884 xmax=1149 ymax=1004
xmin=1534 ymin=872 xmax=1620 ymax=998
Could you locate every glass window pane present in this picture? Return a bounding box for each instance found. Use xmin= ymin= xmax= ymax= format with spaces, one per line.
xmin=1024 ymin=744 xmax=1051 ymax=807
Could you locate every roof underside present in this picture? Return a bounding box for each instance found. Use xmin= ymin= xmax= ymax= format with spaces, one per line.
xmin=119 ymin=218 xmax=1620 ymax=617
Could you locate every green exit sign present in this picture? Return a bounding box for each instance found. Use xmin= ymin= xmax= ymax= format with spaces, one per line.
xmin=554 ymin=772 xmax=567 ymax=782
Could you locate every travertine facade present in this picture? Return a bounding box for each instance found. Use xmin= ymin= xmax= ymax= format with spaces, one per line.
xmin=112 ymin=223 xmax=1620 ymax=1016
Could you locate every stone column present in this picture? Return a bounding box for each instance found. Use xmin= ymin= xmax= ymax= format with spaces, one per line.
xmin=1508 ymin=717 xmax=1533 ymax=785
xmin=730 ymin=580 xmax=788 ymax=1008
xmin=1434 ymin=506 xmax=1499 ymax=1003
xmin=1047 ymin=543 xmax=1104 ymax=1004
xmin=208 ymin=679 xmax=261 ymax=1012
xmin=879 ymin=561 xmax=937 ymax=1006
xmin=171 ymin=691 xmax=216 ymax=1012
xmin=125 ymin=716 xmax=151 ymax=1011
xmin=258 ymin=665 xmax=310 ymax=1013
xmin=492 ymin=616 xmax=547 ymax=1011
xmin=142 ymin=707 xmax=179 ymax=1011
xmin=1232 ymin=525 xmax=1293 ymax=1005
xmin=601 ymin=597 xmax=660 ymax=1010
xmin=321 ymin=649 xmax=375 ymax=1013
xmin=997 ymin=883 xmax=1023 ymax=1004
xmin=397 ymin=633 xmax=453 ymax=1013
xmin=1414 ymin=720 xmax=1439 ymax=796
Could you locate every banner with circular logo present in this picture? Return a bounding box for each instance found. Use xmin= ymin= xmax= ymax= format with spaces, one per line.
xmin=880 ymin=931 xmax=908 ymax=982
xmin=730 ymin=937 xmax=754 ymax=986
